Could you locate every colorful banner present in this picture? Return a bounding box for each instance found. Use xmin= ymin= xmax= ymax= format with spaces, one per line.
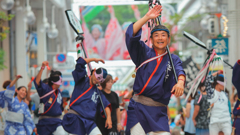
xmin=80 ymin=4 xmax=177 ymax=60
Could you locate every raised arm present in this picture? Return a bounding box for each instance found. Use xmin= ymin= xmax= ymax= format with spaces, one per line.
xmin=35 ymin=61 xmax=48 ymax=86
xmin=84 ymin=58 xmax=104 ymax=64
xmin=4 ymin=75 xmax=22 ymax=104
xmin=72 ymin=57 xmax=105 ymax=83
xmin=26 ymin=81 xmax=32 ymax=101
xmin=9 ymin=75 xmax=22 ymax=87
xmin=132 ymin=5 xmax=162 ymax=36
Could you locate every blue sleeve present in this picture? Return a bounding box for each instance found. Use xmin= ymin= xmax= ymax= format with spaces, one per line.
xmin=232 ymin=60 xmax=240 ymax=97
xmin=3 ymin=85 xmax=15 ymax=105
xmin=0 ymin=91 xmax=5 ymax=108
xmin=97 ymin=90 xmax=111 ymax=118
xmin=23 ymin=104 xmax=35 ymax=135
xmin=125 ymin=23 xmax=150 ymax=67
xmin=72 ymin=57 xmax=87 ymax=84
xmin=205 ymin=75 xmax=215 ymax=99
xmin=33 ymin=79 xmax=50 ymax=97
xmin=173 ymin=55 xmax=185 ymax=78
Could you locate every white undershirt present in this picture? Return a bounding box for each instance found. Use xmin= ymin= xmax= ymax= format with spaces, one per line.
xmin=208 ymin=90 xmax=231 ymax=124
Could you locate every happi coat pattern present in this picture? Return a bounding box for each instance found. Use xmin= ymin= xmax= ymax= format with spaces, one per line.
xmin=125 ymin=23 xmax=185 ymax=133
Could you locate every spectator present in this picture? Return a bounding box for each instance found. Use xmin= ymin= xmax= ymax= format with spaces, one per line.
xmin=96 ymin=74 xmax=122 ymax=134
xmin=184 ymin=92 xmax=197 ymax=135
xmin=61 ymin=90 xmax=70 ymax=115
xmin=192 ymin=82 xmax=210 ymax=135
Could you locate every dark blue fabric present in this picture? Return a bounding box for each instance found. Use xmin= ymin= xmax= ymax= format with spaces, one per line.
xmin=151 ymin=29 xmax=170 ymax=35
xmin=125 ymin=23 xmax=185 ymax=133
xmin=234 ymin=118 xmax=240 ymax=135
xmin=69 ymin=57 xmax=110 ymax=120
xmin=36 ymin=118 xmax=62 ymax=135
xmin=33 ymin=79 xmax=63 ymax=116
xmin=62 ymin=113 xmax=96 ymax=135
xmin=232 ymin=61 xmax=240 ymax=116
xmin=62 ymin=57 xmax=110 ymax=134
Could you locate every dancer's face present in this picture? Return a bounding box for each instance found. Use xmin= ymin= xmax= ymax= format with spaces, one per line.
xmin=91 ymin=71 xmax=101 ymax=85
xmin=216 ymin=83 xmax=224 ymax=91
xmin=151 ymin=31 xmax=170 ymax=50
xmin=17 ymin=87 xmax=27 ymax=99
xmin=91 ymin=28 xmax=101 ymax=40
xmin=52 ymin=84 xmax=60 ymax=89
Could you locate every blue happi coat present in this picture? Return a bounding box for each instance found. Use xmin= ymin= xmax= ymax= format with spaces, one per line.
xmin=33 ymin=79 xmax=63 ymax=135
xmin=3 ymin=85 xmax=35 ymax=135
xmin=232 ymin=60 xmax=240 ymax=135
xmin=62 ymin=57 xmax=111 ymax=135
xmin=125 ymin=23 xmax=185 ymax=133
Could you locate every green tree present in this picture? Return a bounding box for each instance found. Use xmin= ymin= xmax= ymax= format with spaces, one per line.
xmin=0 ymin=11 xmax=14 ymax=70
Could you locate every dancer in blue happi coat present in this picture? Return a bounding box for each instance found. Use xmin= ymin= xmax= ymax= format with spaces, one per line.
xmin=62 ymin=57 xmax=112 ymax=135
xmin=232 ymin=60 xmax=240 ymax=135
xmin=125 ymin=5 xmax=185 ymax=135
xmin=3 ymin=75 xmax=35 ymax=135
xmin=33 ymin=61 xmax=65 ymax=135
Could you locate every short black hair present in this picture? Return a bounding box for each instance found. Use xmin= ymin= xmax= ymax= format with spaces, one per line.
xmin=48 ymin=70 xmax=62 ymax=86
xmin=150 ymin=25 xmax=170 ymax=38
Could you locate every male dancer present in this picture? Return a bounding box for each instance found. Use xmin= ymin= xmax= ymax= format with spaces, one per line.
xmin=125 ymin=5 xmax=185 ymax=135
xmin=34 ymin=61 xmax=65 ymax=135
xmin=62 ymin=57 xmax=112 ymax=135
xmin=232 ymin=60 xmax=240 ymax=135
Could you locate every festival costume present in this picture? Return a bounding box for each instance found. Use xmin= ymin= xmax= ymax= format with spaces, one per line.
xmin=62 ymin=57 xmax=111 ymax=135
xmin=33 ymin=79 xmax=64 ymax=135
xmin=232 ymin=60 xmax=240 ymax=135
xmin=3 ymin=85 xmax=35 ymax=135
xmin=125 ymin=23 xmax=185 ymax=133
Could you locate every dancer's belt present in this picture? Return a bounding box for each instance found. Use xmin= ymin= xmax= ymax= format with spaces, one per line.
xmin=132 ymin=94 xmax=167 ymax=107
xmin=67 ymin=109 xmax=81 ymax=116
xmin=5 ymin=111 xmax=24 ymax=124
xmin=235 ymin=115 xmax=240 ymax=118
xmin=39 ymin=115 xmax=61 ymax=120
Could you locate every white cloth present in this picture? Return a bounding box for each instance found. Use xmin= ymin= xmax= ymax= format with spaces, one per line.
xmin=89 ymin=126 xmax=102 ymax=135
xmin=208 ymin=90 xmax=231 ymax=124
xmin=53 ymin=126 xmax=65 ymax=135
xmin=5 ymin=111 xmax=24 ymax=124
xmin=30 ymin=93 xmax=40 ymax=124
xmin=130 ymin=123 xmax=170 ymax=135
xmin=209 ymin=121 xmax=232 ymax=135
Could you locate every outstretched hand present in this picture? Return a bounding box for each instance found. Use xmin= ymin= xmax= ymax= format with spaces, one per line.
xmin=145 ymin=5 xmax=162 ymax=20
xmin=171 ymin=81 xmax=184 ymax=97
xmin=16 ymin=75 xmax=22 ymax=79
xmin=41 ymin=61 xmax=49 ymax=68
xmin=94 ymin=58 xmax=105 ymax=64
